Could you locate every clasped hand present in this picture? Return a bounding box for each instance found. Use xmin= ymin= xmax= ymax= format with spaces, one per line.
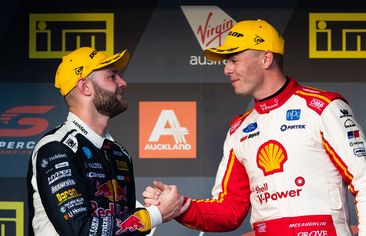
xmin=143 ymin=181 xmax=191 ymax=222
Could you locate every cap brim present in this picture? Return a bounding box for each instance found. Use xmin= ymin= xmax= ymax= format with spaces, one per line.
xmin=96 ymin=49 xmax=130 ymax=71
xmin=204 ymin=46 xmax=246 ymax=61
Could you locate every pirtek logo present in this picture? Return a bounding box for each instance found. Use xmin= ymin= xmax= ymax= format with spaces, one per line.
xmin=0 ymin=105 xmax=54 ymax=137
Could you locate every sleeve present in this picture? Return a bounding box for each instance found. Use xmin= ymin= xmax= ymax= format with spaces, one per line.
xmin=175 ymin=131 xmax=251 ymax=232
xmin=33 ymin=141 xmax=154 ymax=236
xmin=320 ymin=99 xmax=366 ymax=235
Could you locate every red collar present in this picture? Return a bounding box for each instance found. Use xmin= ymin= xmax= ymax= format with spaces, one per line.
xmin=254 ymin=78 xmax=299 ymax=114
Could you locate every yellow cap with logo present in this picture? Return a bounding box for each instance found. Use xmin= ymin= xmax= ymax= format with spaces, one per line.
xmin=204 ymin=19 xmax=284 ymax=61
xmin=55 ymin=47 xmax=130 ymax=96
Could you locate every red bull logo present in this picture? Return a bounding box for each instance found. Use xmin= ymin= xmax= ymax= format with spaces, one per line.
xmin=91 ymin=201 xmax=123 ymax=217
xmin=95 ymin=180 xmax=127 ymax=202
xmin=116 ymin=216 xmax=144 ymax=234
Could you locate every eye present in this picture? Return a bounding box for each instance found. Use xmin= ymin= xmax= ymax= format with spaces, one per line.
xmin=229 ymin=58 xmax=237 ymax=63
xmin=107 ymin=72 xmax=118 ymax=81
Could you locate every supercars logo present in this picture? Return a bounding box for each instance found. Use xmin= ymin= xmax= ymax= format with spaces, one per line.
xmin=257 ymin=140 xmax=287 ymax=176
xmin=139 ymin=101 xmax=196 ymax=158
xmin=0 ymin=105 xmax=55 ymax=157
xmin=309 ymin=13 xmax=366 ymax=58
xmin=0 ymin=105 xmax=54 ymax=137
xmin=29 ymin=13 xmax=114 ymax=58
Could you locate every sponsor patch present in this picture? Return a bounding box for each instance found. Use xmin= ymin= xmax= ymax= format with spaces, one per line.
xmin=286 ymin=109 xmax=301 ymax=121
xmin=48 ymin=169 xmax=72 ymax=185
xmin=51 ymin=179 xmax=76 ymax=194
xmin=243 ymin=122 xmax=257 ymax=133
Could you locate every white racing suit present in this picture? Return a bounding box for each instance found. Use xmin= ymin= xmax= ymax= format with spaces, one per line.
xmin=177 ymin=78 xmax=366 ymax=236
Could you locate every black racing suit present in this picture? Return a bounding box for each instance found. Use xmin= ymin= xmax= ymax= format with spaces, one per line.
xmin=27 ymin=113 xmax=160 ymax=236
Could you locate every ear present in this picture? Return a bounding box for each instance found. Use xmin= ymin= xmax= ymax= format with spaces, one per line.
xmin=75 ymin=78 xmax=93 ymax=96
xmin=262 ymin=51 xmax=274 ymax=70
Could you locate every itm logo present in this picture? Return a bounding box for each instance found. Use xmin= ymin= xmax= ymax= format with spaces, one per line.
xmin=309 ymin=13 xmax=366 ymax=58
xmin=139 ymin=102 xmax=196 ymax=158
xmin=29 ymin=13 xmax=114 ymax=59
xmin=181 ymin=6 xmax=237 ymax=66
xmin=0 ymin=201 xmax=24 ymax=236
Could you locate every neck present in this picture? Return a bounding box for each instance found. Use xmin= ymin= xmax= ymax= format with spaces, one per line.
xmin=258 ymin=76 xmax=289 ymax=101
xmin=70 ymin=107 xmax=109 ymax=137
xmin=254 ymin=71 xmax=287 ymax=100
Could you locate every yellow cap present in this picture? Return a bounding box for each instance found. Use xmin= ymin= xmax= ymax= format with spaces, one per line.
xmin=204 ymin=19 xmax=284 ymax=61
xmin=55 ymin=47 xmax=130 ymax=96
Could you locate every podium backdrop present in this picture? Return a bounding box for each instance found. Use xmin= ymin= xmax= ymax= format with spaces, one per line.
xmin=0 ymin=0 xmax=365 ymax=235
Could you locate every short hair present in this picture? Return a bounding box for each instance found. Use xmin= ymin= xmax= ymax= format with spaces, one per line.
xmin=272 ymin=52 xmax=283 ymax=70
xmin=64 ymin=72 xmax=96 ymax=107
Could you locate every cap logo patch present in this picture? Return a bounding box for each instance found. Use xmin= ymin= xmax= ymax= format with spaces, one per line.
xmin=254 ymin=35 xmax=265 ymax=45
xmin=74 ymin=66 xmax=83 ymax=75
xmin=228 ymin=31 xmax=244 ymax=38
xmin=89 ymin=50 xmax=98 ymax=59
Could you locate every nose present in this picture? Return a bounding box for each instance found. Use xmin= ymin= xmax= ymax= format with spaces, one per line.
xmin=116 ymin=74 xmax=127 ymax=88
xmin=224 ymin=61 xmax=233 ymax=77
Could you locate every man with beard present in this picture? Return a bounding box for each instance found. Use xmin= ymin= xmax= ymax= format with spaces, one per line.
xmin=27 ymin=47 xmax=188 ymax=236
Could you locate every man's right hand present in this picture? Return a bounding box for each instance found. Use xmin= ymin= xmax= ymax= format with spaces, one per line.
xmin=143 ymin=181 xmax=191 ymax=222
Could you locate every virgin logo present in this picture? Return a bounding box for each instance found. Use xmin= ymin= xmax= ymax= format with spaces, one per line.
xmin=0 ymin=106 xmax=54 ymax=137
xmin=197 ymin=12 xmax=233 ymax=47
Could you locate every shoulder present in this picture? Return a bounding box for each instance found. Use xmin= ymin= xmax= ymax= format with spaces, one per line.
xmin=229 ymin=109 xmax=253 ymax=135
xmin=294 ymin=85 xmax=347 ymax=115
xmin=34 ymin=124 xmax=80 ymax=155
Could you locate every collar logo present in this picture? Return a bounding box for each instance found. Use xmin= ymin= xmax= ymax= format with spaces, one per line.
xmin=257 ymin=140 xmax=287 ymax=176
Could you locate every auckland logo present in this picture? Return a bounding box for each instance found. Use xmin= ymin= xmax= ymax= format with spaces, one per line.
xmin=181 ymin=5 xmax=236 ymax=66
xmin=146 ymin=110 xmax=190 ymax=150
xmin=139 ymin=102 xmax=196 ymax=158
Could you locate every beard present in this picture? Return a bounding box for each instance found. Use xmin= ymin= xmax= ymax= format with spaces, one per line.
xmin=91 ymin=81 xmax=128 ymax=118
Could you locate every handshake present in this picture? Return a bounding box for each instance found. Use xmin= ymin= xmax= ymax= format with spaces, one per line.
xmin=143 ymin=181 xmax=191 ymax=222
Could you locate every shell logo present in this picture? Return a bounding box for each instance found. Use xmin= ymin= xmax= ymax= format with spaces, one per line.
xmin=257 ymin=140 xmax=287 ymax=176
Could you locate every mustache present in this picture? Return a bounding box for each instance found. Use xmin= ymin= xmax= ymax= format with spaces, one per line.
xmin=116 ymin=88 xmax=126 ymax=95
